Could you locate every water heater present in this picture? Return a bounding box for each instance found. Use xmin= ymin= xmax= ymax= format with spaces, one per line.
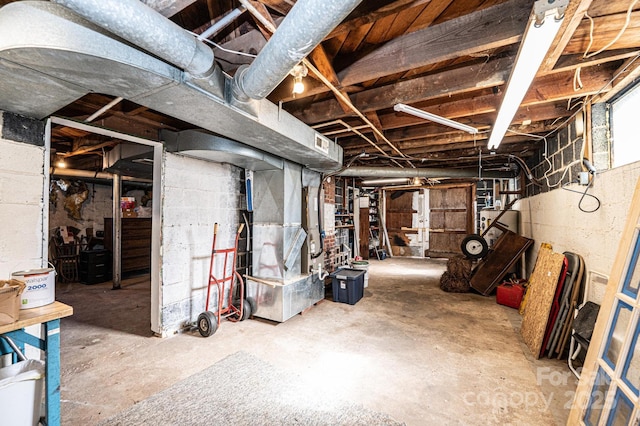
xmin=480 ymin=209 xmax=519 ymax=248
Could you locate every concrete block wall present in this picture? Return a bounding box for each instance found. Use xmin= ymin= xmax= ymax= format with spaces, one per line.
xmin=525 ymin=121 xmax=583 ymax=197
xmin=49 ymin=181 xmax=113 ymax=237
xmin=160 ymin=152 xmax=242 ymax=334
xmin=518 ymin=105 xmax=640 ymax=304
xmin=0 ymin=112 xmax=47 ymax=276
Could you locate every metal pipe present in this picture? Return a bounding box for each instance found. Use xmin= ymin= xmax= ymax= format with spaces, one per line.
xmin=52 ymin=0 xmax=214 ymax=77
xmin=233 ymin=0 xmax=362 ymax=101
xmin=112 ymin=173 xmax=122 ymax=289
xmin=198 ymin=6 xmax=246 ymax=40
xmin=85 ymin=96 xmax=123 ymax=123
xmin=338 ymin=167 xmax=515 ymax=179
xmin=50 ymin=167 xmax=153 ymax=183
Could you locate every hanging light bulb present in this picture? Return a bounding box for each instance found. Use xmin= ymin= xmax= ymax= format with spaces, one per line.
xmin=55 ymin=154 xmax=67 ymax=168
xmin=293 ymin=75 xmax=305 ymax=94
xmin=290 ymin=63 xmax=308 ymax=95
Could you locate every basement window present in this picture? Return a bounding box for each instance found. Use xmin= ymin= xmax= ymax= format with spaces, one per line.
xmin=611 ymin=82 xmax=640 ymax=168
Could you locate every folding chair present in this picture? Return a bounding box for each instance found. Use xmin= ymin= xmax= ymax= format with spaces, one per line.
xmin=568 ymin=301 xmax=600 ymax=378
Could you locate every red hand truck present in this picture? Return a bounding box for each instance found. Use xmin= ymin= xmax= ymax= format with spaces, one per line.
xmin=197 ymin=222 xmax=252 ymax=337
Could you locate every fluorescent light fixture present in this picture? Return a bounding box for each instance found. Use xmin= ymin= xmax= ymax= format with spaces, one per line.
xmin=394 ymin=103 xmax=478 ymax=134
xmin=361 ymin=177 xmax=409 ymax=186
xmin=487 ymin=0 xmax=567 ymax=150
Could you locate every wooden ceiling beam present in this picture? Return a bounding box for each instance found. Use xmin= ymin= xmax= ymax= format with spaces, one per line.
xmin=383 ymin=103 xmax=570 ymax=144
xmin=256 ymin=0 xmax=294 ymax=15
xmin=272 ymin=0 xmax=526 ymax=103
xmin=364 ymin=110 xmax=387 ymax=144
xmin=326 ymin=0 xmax=435 ymax=40
xmin=552 ymin=49 xmax=640 ymax=74
xmin=64 ymin=140 xmax=118 ymax=158
xmin=593 ymin=54 xmax=640 ymax=103
xmin=540 ymin=0 xmax=594 ymax=72
xmin=295 ymin=56 xmax=513 ymax=123
xmin=337 ymin=0 xmax=530 ymax=87
xmin=342 ymin=119 xmax=551 ymax=154
xmin=563 ymin=11 xmax=640 ymax=55
xmin=344 ymin=136 xmax=540 ymax=159
xmin=296 ymin=57 xmax=612 ymax=126
xmin=245 ymin=1 xmax=277 ymax=40
xmin=406 ymin=0 xmax=455 ymax=33
xmin=308 ymin=44 xmax=353 ymax=114
xmin=587 ymin=0 xmax=640 ymax=18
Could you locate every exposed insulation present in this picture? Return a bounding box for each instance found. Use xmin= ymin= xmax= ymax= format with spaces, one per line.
xmin=520 ymin=244 xmax=566 ymax=358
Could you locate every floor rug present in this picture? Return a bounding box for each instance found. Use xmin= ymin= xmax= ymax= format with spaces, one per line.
xmin=99 ymin=351 xmax=404 ymax=425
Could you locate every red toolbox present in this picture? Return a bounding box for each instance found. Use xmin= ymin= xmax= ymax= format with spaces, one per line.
xmin=496 ymin=282 xmax=525 ymax=309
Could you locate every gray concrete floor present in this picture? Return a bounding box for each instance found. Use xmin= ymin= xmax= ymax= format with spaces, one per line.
xmin=57 ymin=257 xmax=576 ymax=425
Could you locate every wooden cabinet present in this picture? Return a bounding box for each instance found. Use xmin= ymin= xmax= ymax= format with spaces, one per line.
xmin=104 ymin=218 xmax=152 ymax=274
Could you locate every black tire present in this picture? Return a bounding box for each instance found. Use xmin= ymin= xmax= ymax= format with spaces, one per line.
xmin=461 ymin=234 xmax=489 ymax=259
xmin=197 ymin=311 xmax=218 ymax=337
xmin=233 ymin=298 xmax=253 ymax=321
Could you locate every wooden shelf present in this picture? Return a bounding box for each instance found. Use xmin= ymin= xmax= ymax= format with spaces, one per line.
xmin=104 ymin=217 xmax=152 ymax=274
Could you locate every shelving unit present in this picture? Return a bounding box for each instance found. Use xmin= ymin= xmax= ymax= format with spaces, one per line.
xmin=475 ymin=178 xmax=520 ymax=233
xmin=368 ymin=191 xmax=382 ymax=258
xmin=334 ymin=177 xmax=355 ymax=267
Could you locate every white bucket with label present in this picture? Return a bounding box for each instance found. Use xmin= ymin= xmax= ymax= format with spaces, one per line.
xmin=10 ymin=268 xmax=56 ymax=309
xmin=351 ymin=261 xmax=370 ymax=288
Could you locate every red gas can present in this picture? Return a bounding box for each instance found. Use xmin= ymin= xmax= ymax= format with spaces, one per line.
xmin=496 ymin=282 xmax=525 ymax=309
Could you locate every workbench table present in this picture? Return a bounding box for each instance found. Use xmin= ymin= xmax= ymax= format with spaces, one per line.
xmin=0 ymin=301 xmax=73 ymax=426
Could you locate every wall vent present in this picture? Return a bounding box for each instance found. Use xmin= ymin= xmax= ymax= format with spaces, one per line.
xmin=314 ymin=133 xmax=330 ymax=154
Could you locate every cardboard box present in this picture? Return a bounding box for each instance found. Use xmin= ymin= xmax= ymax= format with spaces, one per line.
xmin=120 ymin=196 xmax=136 ymax=210
xmin=0 ymin=279 xmax=26 ymax=325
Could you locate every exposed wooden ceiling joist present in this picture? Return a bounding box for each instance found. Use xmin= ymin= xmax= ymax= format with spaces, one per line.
xmin=23 ymin=0 xmax=638 ymax=172
xmin=337 ymin=0 xmax=530 ymax=87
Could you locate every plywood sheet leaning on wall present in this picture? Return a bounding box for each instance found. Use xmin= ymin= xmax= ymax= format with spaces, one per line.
xmin=520 ymin=244 xmax=566 ymax=359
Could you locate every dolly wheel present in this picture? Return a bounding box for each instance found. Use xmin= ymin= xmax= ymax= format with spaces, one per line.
xmin=233 ymin=298 xmax=253 ymax=321
xmin=461 ymin=234 xmax=489 ymax=259
xmin=197 ymin=311 xmax=218 ymax=337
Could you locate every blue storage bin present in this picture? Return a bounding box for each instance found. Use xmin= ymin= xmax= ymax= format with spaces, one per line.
xmin=330 ymin=268 xmax=365 ymax=305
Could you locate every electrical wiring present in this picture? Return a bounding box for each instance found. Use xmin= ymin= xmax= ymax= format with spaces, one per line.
xmin=548 ymin=51 xmax=640 ymax=140
xmin=506 ymin=129 xmax=546 ymax=140
xmin=573 ymin=1 xmax=636 ymax=93
xmin=562 ymin=176 xmax=601 ymax=213
xmin=583 ymin=13 xmax=596 ymax=59
xmin=573 ymin=66 xmax=583 ymax=91
xmin=187 ymin=31 xmax=258 ymax=58
xmin=584 ymin=0 xmax=639 ymax=59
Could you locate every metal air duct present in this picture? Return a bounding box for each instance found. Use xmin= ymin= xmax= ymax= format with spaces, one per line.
xmin=51 ymin=0 xmax=214 ymax=78
xmin=232 ymin=0 xmax=362 ymax=102
xmin=0 ymin=2 xmax=342 ymax=171
xmin=338 ymin=167 xmax=516 ymax=179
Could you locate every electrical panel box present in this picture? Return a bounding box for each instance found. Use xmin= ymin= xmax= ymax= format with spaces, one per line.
xmin=301 ymin=186 xmax=323 ymax=274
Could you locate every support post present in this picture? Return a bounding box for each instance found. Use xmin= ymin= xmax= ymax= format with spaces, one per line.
xmin=112 ymin=173 xmax=122 ymax=289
